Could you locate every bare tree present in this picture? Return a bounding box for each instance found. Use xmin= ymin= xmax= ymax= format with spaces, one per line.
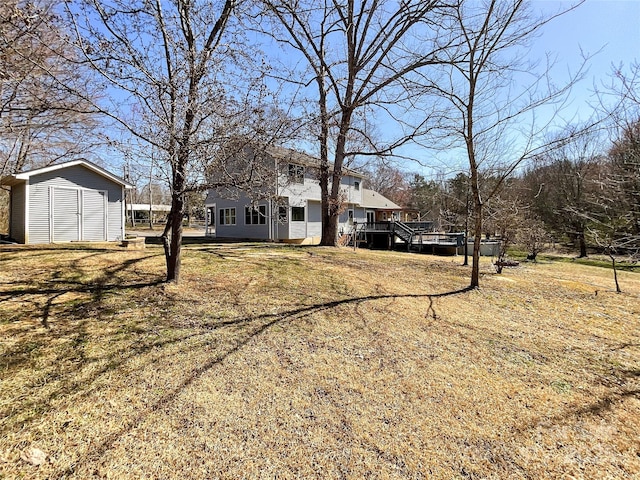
xmin=408 ymin=173 xmax=444 ymax=225
xmin=65 ymin=0 xmax=289 ymax=282
xmin=361 ymin=160 xmax=412 ymax=208
xmin=516 ymin=217 xmax=550 ymax=262
xmin=1 ymin=0 xmax=99 ymax=173
xmin=1 ymin=0 xmax=100 ymax=233
xmin=601 ymin=62 xmax=640 ymax=238
xmin=483 ymin=189 xmax=522 ymax=273
xmin=527 ymin=128 xmax=605 ymax=258
xmin=416 ymin=0 xmax=587 ymax=288
xmin=260 ymin=0 xmax=449 ymax=246
xmin=585 ymin=103 xmax=640 ymax=292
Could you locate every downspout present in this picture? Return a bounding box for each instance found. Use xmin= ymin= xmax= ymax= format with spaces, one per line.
xmin=274 ymin=155 xmax=278 ymax=241
xmin=121 ymin=185 xmax=126 ymax=240
xmin=23 ymin=180 xmax=30 ymax=244
xmin=268 ymin=198 xmax=273 ymax=241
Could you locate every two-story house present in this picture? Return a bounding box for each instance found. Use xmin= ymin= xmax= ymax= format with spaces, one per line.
xmin=204 ymin=146 xmax=402 ymax=243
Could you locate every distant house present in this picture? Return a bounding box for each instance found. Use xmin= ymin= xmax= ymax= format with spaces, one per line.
xmin=205 ymin=146 xmax=403 ymax=243
xmin=1 ymin=159 xmax=133 ymax=244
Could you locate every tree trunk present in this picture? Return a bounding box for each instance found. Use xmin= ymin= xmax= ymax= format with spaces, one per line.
xmin=316 ymin=62 xmax=334 ymax=247
xmin=470 ymin=207 xmax=482 ymax=288
xmin=166 ymin=195 xmax=183 ymax=282
xmin=162 ymin=193 xmax=184 ymax=283
xmin=463 ymin=212 xmax=469 ymax=266
xmin=321 ymin=211 xmax=339 ymax=246
xmin=469 ymin=142 xmax=482 ymax=288
xmin=610 ymin=252 xmax=622 ymax=293
xmin=321 ymin=104 xmax=353 ymax=245
xmin=578 ymin=232 xmax=587 ymax=258
xmin=163 ymin=157 xmax=187 ymax=282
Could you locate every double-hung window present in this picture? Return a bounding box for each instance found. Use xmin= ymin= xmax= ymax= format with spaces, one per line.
xmin=278 ymin=206 xmax=287 ymax=223
xmin=219 ymin=207 xmax=236 ymax=225
xmin=245 ymin=205 xmax=266 ymax=225
xmin=288 ymin=163 xmax=304 ymax=184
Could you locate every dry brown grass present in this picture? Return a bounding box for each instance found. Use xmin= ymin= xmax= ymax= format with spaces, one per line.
xmin=0 ymin=242 xmax=638 ymax=479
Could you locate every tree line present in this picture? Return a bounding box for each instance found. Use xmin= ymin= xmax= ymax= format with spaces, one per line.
xmin=1 ymin=0 xmax=637 ymax=287
xmin=364 ymin=116 xmax=640 ymax=291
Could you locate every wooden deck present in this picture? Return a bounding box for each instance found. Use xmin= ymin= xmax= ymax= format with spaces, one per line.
xmin=348 ymin=221 xmax=464 ymax=252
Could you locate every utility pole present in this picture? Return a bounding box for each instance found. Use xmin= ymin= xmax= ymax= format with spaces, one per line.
xmin=148 ymin=157 xmax=154 ymax=230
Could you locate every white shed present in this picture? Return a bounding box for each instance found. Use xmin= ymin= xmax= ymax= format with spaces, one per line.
xmin=1 ymin=160 xmax=133 ymax=244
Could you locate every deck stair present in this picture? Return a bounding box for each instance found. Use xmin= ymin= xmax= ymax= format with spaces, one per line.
xmin=392 ymin=220 xmax=414 ymax=245
xmin=346 ymin=222 xmax=367 ymax=247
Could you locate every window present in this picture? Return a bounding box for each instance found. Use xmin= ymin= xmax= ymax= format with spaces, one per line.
xmin=354 ymin=181 xmax=360 ymax=190
xmin=278 ymin=206 xmax=287 ymax=223
xmin=291 ymin=206 xmax=305 ymax=221
xmin=366 ymin=211 xmax=375 ymax=224
xmin=245 ymin=205 xmax=266 ymax=225
xmin=288 ymin=163 xmax=305 ymax=184
xmin=219 ymin=207 xmax=236 ymax=225
xmin=348 ymin=209 xmax=354 ymax=223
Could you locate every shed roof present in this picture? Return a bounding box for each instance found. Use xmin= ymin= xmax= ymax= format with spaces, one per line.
xmin=361 ymin=188 xmax=402 ymax=210
xmin=0 ymin=159 xmax=133 ymax=188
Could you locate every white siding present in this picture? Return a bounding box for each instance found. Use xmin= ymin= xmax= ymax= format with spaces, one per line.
xmin=279 ymin=172 xmax=363 ymax=206
xmin=26 ymin=164 xmax=125 ymax=243
xmin=83 ymin=189 xmax=107 ymax=241
xmin=205 ymin=158 xmax=366 ymax=242
xmin=9 ymin=183 xmax=26 ymax=243
xmin=53 ymin=188 xmax=80 ymax=242
xmin=29 ymin=182 xmax=52 ymax=244
xmin=289 ymin=220 xmax=306 ymax=239
xmin=212 ymin=195 xmax=272 ymax=240
xmin=307 ymin=201 xmax=322 ymax=237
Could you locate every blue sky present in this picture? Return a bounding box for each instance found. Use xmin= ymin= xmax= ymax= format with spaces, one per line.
xmin=412 ymin=0 xmax=640 ymax=176
xmin=533 ymin=0 xmax=640 ymax=121
xmin=98 ymin=1 xmax=639 ymax=178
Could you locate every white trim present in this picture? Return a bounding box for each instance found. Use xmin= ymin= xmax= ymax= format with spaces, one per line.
xmin=366 ymin=210 xmax=375 ymax=224
xmin=48 ymin=186 xmax=54 ymax=243
xmin=206 ymin=203 xmax=216 ymax=236
xmin=23 ymin=180 xmax=30 ymax=244
xmin=121 ymin=186 xmax=126 ymax=240
xmin=11 ymin=160 xmax=133 ymax=188
xmin=126 ymin=203 xmax=171 ymax=212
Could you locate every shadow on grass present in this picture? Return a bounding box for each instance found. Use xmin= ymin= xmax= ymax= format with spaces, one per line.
xmin=2 ymin=238 xmax=636 ymax=477
xmin=0 ymin=248 xmax=165 ymax=371
xmin=142 ymin=236 xmax=281 ymax=246
xmin=10 ymin=243 xmax=637 ymax=475
xmin=0 ymin=244 xmax=118 ymax=255
xmin=49 ymin=284 xmax=472 ymax=475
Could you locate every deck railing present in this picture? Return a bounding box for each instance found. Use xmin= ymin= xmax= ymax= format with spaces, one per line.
xmin=404 ymin=221 xmax=434 ymax=231
xmin=362 ymin=221 xmax=434 ymax=232
xmin=363 ymin=221 xmax=393 ymax=231
xmin=414 ymin=232 xmax=465 ymax=247
xmin=358 ymin=221 xmax=464 ymax=248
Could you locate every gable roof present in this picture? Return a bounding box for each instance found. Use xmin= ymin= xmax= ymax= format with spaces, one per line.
xmin=0 ymin=159 xmax=134 ymax=188
xmin=266 ymin=145 xmax=365 ymax=179
xmin=361 ymin=188 xmax=402 ymax=210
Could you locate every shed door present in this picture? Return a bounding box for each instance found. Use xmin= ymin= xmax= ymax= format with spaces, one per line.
xmin=82 ymin=190 xmax=107 ymax=241
xmin=51 ymin=187 xmax=107 ymax=242
xmin=52 ymin=188 xmax=81 ymax=242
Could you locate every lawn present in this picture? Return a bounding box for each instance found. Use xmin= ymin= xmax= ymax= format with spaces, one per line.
xmin=0 ymin=242 xmax=639 ymax=479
